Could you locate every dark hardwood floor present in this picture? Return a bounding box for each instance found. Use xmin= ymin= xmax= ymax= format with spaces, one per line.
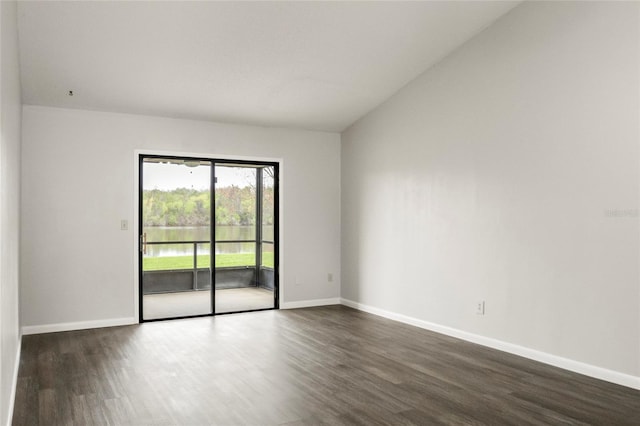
xmin=13 ymin=305 xmax=640 ymax=425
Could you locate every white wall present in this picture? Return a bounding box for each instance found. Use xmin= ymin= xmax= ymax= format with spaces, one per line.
xmin=21 ymin=106 xmax=340 ymax=329
xmin=342 ymin=1 xmax=639 ymax=380
xmin=0 ymin=1 xmax=22 ymax=424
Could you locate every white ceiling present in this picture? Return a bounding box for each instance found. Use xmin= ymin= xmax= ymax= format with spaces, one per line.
xmin=17 ymin=1 xmax=519 ymax=132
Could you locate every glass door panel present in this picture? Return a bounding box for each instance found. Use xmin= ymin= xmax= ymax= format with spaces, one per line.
xmin=214 ymin=165 xmax=275 ymax=313
xmin=141 ymin=158 xmax=212 ymax=320
xmin=259 ymin=166 xmax=276 ymax=297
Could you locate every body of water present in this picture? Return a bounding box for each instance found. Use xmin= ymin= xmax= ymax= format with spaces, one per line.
xmin=143 ymin=226 xmax=274 ymax=257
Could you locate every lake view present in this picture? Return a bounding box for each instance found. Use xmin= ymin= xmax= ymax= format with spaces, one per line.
xmin=143 ymin=226 xmax=274 ymax=257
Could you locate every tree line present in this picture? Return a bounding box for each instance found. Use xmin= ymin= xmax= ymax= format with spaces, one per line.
xmin=143 ymin=186 xmax=274 ymax=227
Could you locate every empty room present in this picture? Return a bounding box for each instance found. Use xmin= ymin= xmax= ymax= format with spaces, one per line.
xmin=1 ymin=1 xmax=639 ymax=425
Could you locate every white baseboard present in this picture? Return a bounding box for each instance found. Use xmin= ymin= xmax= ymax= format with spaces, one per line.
xmin=340 ymin=298 xmax=640 ymax=391
xmin=21 ymin=317 xmax=137 ymax=336
xmin=6 ymin=335 xmax=22 ymax=426
xmin=281 ymin=297 xmax=341 ymax=310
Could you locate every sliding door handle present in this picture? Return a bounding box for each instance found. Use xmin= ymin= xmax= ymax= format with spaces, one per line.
xmin=140 ymin=233 xmax=147 ymax=254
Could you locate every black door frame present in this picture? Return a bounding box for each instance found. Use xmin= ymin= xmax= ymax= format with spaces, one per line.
xmin=138 ymin=154 xmax=280 ymax=322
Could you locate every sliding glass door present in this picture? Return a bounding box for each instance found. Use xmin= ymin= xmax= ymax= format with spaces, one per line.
xmin=139 ymin=156 xmax=278 ymax=321
xmin=214 ymin=164 xmax=277 ymax=313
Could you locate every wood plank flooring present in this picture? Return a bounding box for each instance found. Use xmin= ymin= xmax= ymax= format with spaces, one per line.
xmin=12 ymin=305 xmax=640 ymax=425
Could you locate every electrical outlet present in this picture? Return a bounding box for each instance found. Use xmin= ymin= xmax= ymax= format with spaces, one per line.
xmin=476 ymin=301 xmax=485 ymax=315
xmin=120 ymin=220 xmax=128 ymax=231
xmin=328 ymin=273 xmax=333 ymax=282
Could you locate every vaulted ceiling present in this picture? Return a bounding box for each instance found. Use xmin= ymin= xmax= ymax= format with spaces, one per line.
xmin=17 ymin=1 xmax=519 ymax=132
